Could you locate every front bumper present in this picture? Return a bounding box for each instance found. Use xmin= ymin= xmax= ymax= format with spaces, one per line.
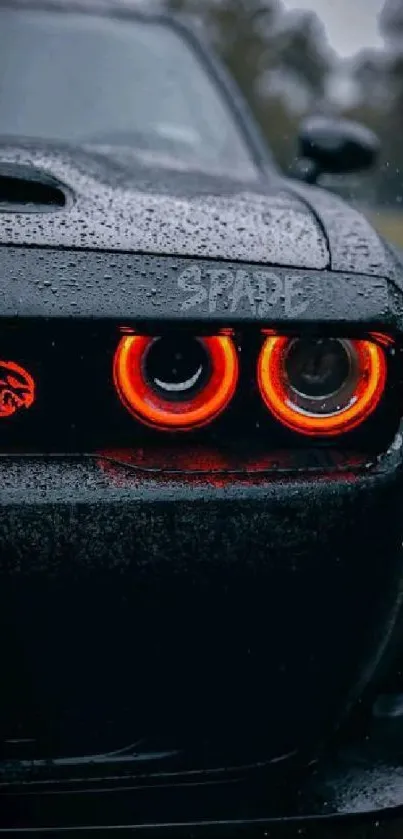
xmin=2 ymin=716 xmax=403 ymax=834
xmin=1 ymin=442 xmax=403 ymax=782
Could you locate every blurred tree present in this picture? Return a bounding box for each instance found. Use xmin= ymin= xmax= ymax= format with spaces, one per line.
xmin=165 ymin=0 xmax=282 ymax=106
xmin=365 ymin=0 xmax=403 ymax=203
xmin=274 ymin=10 xmax=331 ymax=99
xmin=380 ymin=0 xmax=403 ymax=38
xmin=350 ymin=50 xmax=390 ymax=109
xmin=380 ymin=0 xmax=403 ymax=108
xmin=165 ymin=0 xmax=403 ymax=209
xmin=164 ymin=0 xmax=332 ymax=172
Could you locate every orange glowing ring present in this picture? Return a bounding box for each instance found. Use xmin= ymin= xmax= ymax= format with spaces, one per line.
xmin=113 ymin=334 xmax=239 ymax=431
xmin=257 ymin=336 xmax=387 ymax=437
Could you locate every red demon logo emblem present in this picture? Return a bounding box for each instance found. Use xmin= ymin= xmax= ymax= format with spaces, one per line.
xmin=0 ymin=361 xmax=35 ymax=418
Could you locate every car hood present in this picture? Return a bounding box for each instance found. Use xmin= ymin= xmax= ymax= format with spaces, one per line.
xmin=0 ymin=140 xmax=330 ymax=270
xmin=0 ymin=140 xmax=394 ymax=277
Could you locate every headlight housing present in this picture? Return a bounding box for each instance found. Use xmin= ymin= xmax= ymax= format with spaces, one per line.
xmin=113 ymin=334 xmax=239 ymax=431
xmin=257 ymin=335 xmax=387 ymax=437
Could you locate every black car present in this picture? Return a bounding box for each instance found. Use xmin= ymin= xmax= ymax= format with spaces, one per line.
xmin=1 ymin=0 xmax=403 ymax=835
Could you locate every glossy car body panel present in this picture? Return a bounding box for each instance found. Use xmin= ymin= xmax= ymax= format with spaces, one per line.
xmin=0 ymin=247 xmax=394 ymax=324
xmin=0 ymin=144 xmax=330 ymax=270
xmin=0 ymin=446 xmax=402 ymax=764
xmin=1 ymin=1 xmax=403 ymax=833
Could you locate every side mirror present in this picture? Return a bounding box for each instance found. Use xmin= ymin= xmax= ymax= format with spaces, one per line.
xmin=294 ymin=116 xmax=380 ymax=184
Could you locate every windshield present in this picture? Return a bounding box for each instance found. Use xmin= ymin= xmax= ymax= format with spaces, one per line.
xmin=0 ymin=6 xmax=258 ymax=176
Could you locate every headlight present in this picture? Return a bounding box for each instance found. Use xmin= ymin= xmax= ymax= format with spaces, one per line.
xmin=113 ymin=334 xmax=238 ymax=431
xmin=257 ymin=336 xmax=387 ymax=437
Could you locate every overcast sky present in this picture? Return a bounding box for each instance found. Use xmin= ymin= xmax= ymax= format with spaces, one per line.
xmin=282 ymin=0 xmax=385 ymax=57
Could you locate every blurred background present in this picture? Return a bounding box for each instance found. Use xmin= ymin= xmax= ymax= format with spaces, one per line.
xmin=164 ymin=0 xmax=403 ymax=245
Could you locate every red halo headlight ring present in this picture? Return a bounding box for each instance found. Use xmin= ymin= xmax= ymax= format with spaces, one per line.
xmin=113 ymin=334 xmax=239 ymax=431
xmin=257 ymin=335 xmax=387 ymax=438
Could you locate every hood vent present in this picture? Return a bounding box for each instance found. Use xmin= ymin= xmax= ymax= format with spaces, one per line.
xmin=0 ymin=163 xmax=67 ymax=211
